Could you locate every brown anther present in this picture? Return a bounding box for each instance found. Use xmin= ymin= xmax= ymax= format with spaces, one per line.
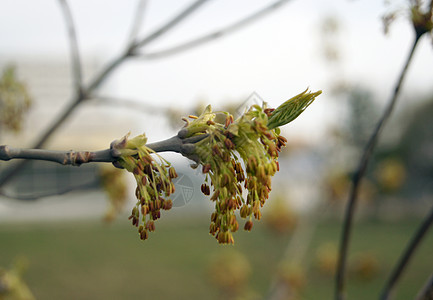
xmin=133 ymin=167 xmax=141 ymax=175
xmin=202 ymin=164 xmax=211 ymax=174
xmin=211 ymin=212 xmax=217 ymax=222
xmin=152 ymin=210 xmax=161 ymax=220
xmin=201 ymin=183 xmax=210 ymax=195
xmin=145 ymin=220 xmax=156 ymax=232
xmin=155 ymin=198 xmax=162 ymax=210
xmin=227 ymin=198 xmax=235 ymax=210
xmin=231 ymin=221 xmax=239 ymax=232
xmin=141 ymin=176 xmax=147 ymax=186
xmin=224 ymin=138 xmax=235 ymax=150
xmin=207 ymin=120 xmax=215 ymax=125
xmin=140 ymin=229 xmax=149 ymax=240
xmin=168 ymin=167 xmax=178 ymax=179
xmin=162 ymin=199 xmax=173 ymax=210
xmin=254 ymin=210 xmax=262 ymax=220
xmin=244 ymin=220 xmax=253 ymax=231
xmin=240 ymin=205 xmax=248 ymax=218
xmin=264 ymin=108 xmax=275 ymax=116
xmin=209 ymin=223 xmax=218 ymax=236
xmin=212 ymin=145 xmax=222 ymax=157
xmin=141 ymin=205 xmax=149 ymax=215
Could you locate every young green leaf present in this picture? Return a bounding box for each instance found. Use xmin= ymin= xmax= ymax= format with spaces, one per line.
xmin=267 ymin=89 xmax=322 ymax=129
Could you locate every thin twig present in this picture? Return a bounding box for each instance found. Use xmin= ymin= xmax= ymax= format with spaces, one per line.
xmin=90 ymin=95 xmax=168 ymax=115
xmin=58 ymin=0 xmax=83 ymax=93
xmin=0 ymin=146 xmax=114 ymax=166
xmin=380 ymin=205 xmax=433 ymax=300
xmin=0 ymin=180 xmax=99 ymax=201
xmin=334 ymin=33 xmax=423 ymax=300
xmin=133 ymin=0 xmax=212 ymax=49
xmin=0 ymin=133 xmax=207 ymax=166
xmin=127 ymin=0 xmax=148 ymax=45
xmin=416 ymin=272 xmax=433 ymax=300
xmin=141 ymin=0 xmax=292 ymax=59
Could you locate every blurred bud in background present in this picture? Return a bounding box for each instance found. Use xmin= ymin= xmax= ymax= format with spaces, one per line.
xmin=98 ymin=165 xmax=128 ymax=222
xmin=0 ymin=65 xmax=32 ymax=134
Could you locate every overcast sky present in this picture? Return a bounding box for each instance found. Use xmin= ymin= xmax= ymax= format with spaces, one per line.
xmin=1 ymin=0 xmax=432 ymax=145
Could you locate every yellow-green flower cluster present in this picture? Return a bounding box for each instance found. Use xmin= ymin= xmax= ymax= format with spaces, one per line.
xmin=184 ymin=104 xmax=286 ymax=244
xmin=115 ymin=133 xmax=176 ymax=240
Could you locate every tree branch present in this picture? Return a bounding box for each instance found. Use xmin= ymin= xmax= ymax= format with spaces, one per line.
xmin=416 ymin=272 xmax=433 ymax=300
xmin=127 ymin=0 xmax=148 ymax=45
xmin=58 ymin=0 xmax=83 ymax=93
xmin=334 ymin=33 xmax=423 ymax=300
xmin=380 ymin=205 xmax=433 ymax=300
xmin=0 ymin=180 xmax=99 ymax=201
xmin=133 ymin=0 xmax=212 ymax=49
xmin=90 ymin=95 xmax=168 ymax=115
xmin=140 ymin=0 xmax=292 ymax=59
xmin=0 ymin=133 xmax=207 ymax=166
xmin=0 ymin=146 xmax=114 ymax=166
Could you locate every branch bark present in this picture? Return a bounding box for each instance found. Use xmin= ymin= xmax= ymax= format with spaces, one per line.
xmin=380 ymin=205 xmax=433 ymax=300
xmin=58 ymin=0 xmax=83 ymax=93
xmin=0 ymin=133 xmax=207 ymax=167
xmin=334 ymin=33 xmax=423 ymax=300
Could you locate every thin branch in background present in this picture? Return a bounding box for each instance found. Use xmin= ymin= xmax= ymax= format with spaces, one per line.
xmin=380 ymin=205 xmax=433 ymax=300
xmin=133 ymin=0 xmax=212 ymax=49
xmin=141 ymin=0 xmax=292 ymax=59
xmin=90 ymin=95 xmax=168 ymax=115
xmin=127 ymin=0 xmax=148 ymax=45
xmin=416 ymin=272 xmax=433 ymax=300
xmin=0 ymin=180 xmax=99 ymax=201
xmin=58 ymin=0 xmax=83 ymax=93
xmin=334 ymin=33 xmax=423 ymax=300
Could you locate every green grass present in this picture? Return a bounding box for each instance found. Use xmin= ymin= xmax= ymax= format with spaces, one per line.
xmin=0 ymin=215 xmax=432 ymax=300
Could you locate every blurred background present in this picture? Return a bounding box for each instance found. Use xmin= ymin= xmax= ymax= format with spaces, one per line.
xmin=0 ymin=0 xmax=432 ymax=299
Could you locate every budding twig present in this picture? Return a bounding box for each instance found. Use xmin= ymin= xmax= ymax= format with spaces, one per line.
xmin=0 ymin=132 xmax=209 ymax=167
xmin=335 ymin=33 xmax=423 ymax=300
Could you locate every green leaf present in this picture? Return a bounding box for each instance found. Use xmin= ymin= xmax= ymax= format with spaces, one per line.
xmin=267 ymin=89 xmax=322 ymax=129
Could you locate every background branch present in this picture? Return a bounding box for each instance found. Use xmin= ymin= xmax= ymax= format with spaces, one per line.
xmin=133 ymin=0 xmax=212 ymax=49
xmin=334 ymin=33 xmax=423 ymax=300
xmin=0 ymin=180 xmax=99 ymax=201
xmin=380 ymin=205 xmax=433 ymax=300
xmin=127 ymin=0 xmax=148 ymax=45
xmin=141 ymin=0 xmax=292 ymax=59
xmin=416 ymin=273 xmax=433 ymax=300
xmin=58 ymin=0 xmax=83 ymax=93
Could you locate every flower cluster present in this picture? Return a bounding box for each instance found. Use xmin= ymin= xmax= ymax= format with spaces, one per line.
xmin=182 ymin=89 xmax=320 ymax=244
xmin=114 ymin=89 xmax=320 ymax=243
xmin=114 ymin=133 xmax=177 ymax=240
xmin=183 ymin=104 xmax=285 ymax=244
